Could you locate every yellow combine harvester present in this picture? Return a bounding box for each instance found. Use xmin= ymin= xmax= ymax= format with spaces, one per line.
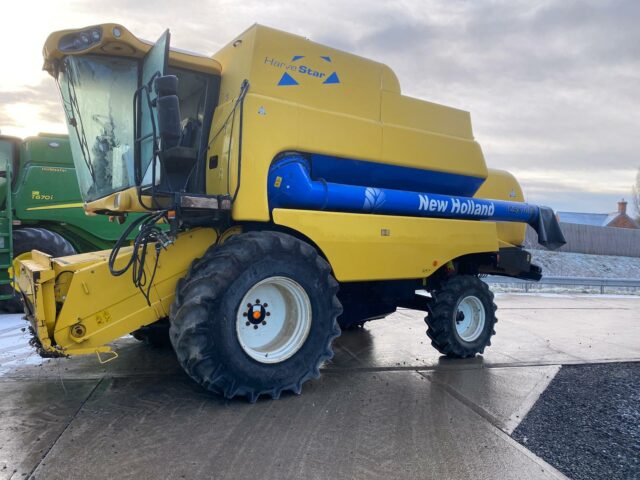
xmin=18 ymin=24 xmax=564 ymax=401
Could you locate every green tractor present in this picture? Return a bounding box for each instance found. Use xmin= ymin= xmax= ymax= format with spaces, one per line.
xmin=0 ymin=133 xmax=139 ymax=312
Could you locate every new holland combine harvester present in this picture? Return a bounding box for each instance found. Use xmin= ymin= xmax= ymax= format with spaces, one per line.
xmin=17 ymin=23 xmax=565 ymax=401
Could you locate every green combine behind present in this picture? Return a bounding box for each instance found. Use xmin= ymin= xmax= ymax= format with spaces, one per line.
xmin=0 ymin=133 xmax=138 ymax=311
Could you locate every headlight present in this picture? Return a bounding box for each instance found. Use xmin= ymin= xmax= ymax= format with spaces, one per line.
xmin=59 ymin=27 xmax=102 ymax=53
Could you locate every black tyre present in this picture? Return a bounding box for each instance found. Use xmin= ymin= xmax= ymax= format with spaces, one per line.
xmin=170 ymin=231 xmax=342 ymax=402
xmin=0 ymin=228 xmax=76 ymax=313
xmin=425 ymin=275 xmax=497 ymax=358
xmin=131 ymin=318 xmax=171 ymax=347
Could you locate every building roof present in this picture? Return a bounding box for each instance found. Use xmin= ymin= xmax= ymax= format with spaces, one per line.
xmin=558 ymin=211 xmax=639 ymax=228
xmin=557 ymin=212 xmax=609 ymax=226
xmin=558 ymin=200 xmax=639 ymax=229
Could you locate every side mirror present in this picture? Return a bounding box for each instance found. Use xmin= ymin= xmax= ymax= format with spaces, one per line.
xmin=154 ymin=75 xmax=181 ymax=149
xmin=155 ymin=75 xmax=178 ymax=96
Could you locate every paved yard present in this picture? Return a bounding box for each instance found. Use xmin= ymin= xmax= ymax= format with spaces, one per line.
xmin=1 ymin=293 xmax=638 ymax=479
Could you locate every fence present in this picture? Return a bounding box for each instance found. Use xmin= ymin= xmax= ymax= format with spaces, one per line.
xmin=525 ymin=223 xmax=640 ymax=257
xmin=486 ymin=275 xmax=640 ymax=294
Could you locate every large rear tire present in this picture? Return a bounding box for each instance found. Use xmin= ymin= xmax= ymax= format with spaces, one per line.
xmin=169 ymin=231 xmax=342 ymax=402
xmin=425 ymin=275 xmax=497 ymax=358
xmin=0 ymin=228 xmax=76 ymax=313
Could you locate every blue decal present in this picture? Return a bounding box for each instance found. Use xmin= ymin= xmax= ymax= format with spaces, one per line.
xmin=266 ymin=55 xmax=341 ymax=86
xmin=323 ymin=72 xmax=340 ymax=84
xmin=363 ymin=188 xmax=386 ymax=212
xmin=277 ymin=72 xmax=299 ymax=86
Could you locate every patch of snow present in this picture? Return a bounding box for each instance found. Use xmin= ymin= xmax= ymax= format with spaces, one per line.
xmin=529 ymin=250 xmax=640 ymax=278
xmin=0 ymin=314 xmax=47 ymax=376
xmin=491 ymin=250 xmax=640 ymax=295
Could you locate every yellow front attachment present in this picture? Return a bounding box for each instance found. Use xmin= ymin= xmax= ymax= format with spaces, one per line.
xmin=17 ymin=228 xmax=217 ymax=356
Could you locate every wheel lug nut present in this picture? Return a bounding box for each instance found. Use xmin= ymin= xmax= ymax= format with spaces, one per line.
xmin=253 ymin=325 xmax=258 ymax=330
xmin=256 ymin=299 xmax=260 ymax=304
xmin=247 ymin=303 xmax=252 ymax=308
xmin=243 ymin=312 xmax=247 ymax=317
xmin=245 ymin=321 xmax=250 ymax=326
xmin=266 ymin=312 xmax=271 ymax=316
xmin=262 ymin=321 xmax=266 ymax=325
xmin=263 ymin=303 xmax=268 ymax=307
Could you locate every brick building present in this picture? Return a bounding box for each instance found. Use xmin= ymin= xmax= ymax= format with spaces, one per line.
xmin=557 ymin=199 xmax=639 ymax=229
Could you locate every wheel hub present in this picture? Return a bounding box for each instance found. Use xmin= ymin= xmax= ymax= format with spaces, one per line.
xmin=243 ymin=301 xmax=271 ymax=328
xmin=236 ymin=276 xmax=312 ymax=364
xmin=454 ymin=295 xmax=486 ymax=342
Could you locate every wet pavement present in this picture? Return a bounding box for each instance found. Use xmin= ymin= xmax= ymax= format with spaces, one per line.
xmin=1 ymin=293 xmax=639 ymax=479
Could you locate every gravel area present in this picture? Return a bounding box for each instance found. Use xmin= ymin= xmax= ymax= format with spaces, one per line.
xmin=512 ymin=362 xmax=640 ymax=480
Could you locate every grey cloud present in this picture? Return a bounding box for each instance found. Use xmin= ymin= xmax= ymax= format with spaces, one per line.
xmin=0 ymin=78 xmax=64 ymax=127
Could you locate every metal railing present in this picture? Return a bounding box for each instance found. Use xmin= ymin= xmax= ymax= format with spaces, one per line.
xmin=485 ymin=276 xmax=640 ymax=294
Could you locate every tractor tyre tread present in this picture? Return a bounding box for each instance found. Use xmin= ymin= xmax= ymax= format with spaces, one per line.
xmin=169 ymin=231 xmax=342 ymax=402
xmin=424 ymin=275 xmax=497 ymax=358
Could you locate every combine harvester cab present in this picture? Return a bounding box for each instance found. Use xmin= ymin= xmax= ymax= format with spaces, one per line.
xmin=18 ymin=23 xmax=564 ymax=401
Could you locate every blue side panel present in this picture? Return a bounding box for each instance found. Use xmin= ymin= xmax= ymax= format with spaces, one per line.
xmin=309 ymin=154 xmax=485 ymax=198
xmin=269 ymin=155 xmax=539 ymax=224
xmin=268 ymin=155 xmax=567 ymax=250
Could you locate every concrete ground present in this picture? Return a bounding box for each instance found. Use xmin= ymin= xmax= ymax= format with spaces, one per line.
xmin=1 ymin=293 xmax=639 ymax=480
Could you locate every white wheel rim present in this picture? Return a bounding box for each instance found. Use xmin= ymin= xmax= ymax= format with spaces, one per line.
xmin=236 ymin=276 xmax=312 ymax=364
xmin=455 ymin=295 xmax=486 ymax=342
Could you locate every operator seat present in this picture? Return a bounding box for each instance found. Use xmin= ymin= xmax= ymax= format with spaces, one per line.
xmin=158 ymin=117 xmax=201 ymax=192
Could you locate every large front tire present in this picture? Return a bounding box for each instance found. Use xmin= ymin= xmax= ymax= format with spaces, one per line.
xmin=169 ymin=231 xmax=342 ymax=402
xmin=425 ymin=275 xmax=497 ymax=358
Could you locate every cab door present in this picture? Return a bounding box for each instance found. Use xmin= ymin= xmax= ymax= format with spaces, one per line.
xmin=135 ymin=30 xmax=170 ymax=187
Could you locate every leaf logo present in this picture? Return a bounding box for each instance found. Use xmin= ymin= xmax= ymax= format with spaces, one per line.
xmin=363 ymin=188 xmax=386 ymax=212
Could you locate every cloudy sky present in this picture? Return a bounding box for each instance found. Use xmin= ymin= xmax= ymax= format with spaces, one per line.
xmin=1 ymin=0 xmax=638 ymax=214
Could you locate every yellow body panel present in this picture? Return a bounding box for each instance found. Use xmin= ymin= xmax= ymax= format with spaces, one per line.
xmin=475 ymin=169 xmax=527 ymax=247
xmin=18 ymin=228 xmax=217 ymax=356
xmin=272 ymin=209 xmax=499 ymax=282
xmin=207 ymin=25 xmax=489 ymax=222
xmin=17 ymin=252 xmax=57 ymax=352
xmin=83 ymin=187 xmax=160 ymax=214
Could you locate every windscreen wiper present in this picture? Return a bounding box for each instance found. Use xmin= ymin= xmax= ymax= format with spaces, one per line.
xmin=58 ymin=61 xmax=96 ymax=184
